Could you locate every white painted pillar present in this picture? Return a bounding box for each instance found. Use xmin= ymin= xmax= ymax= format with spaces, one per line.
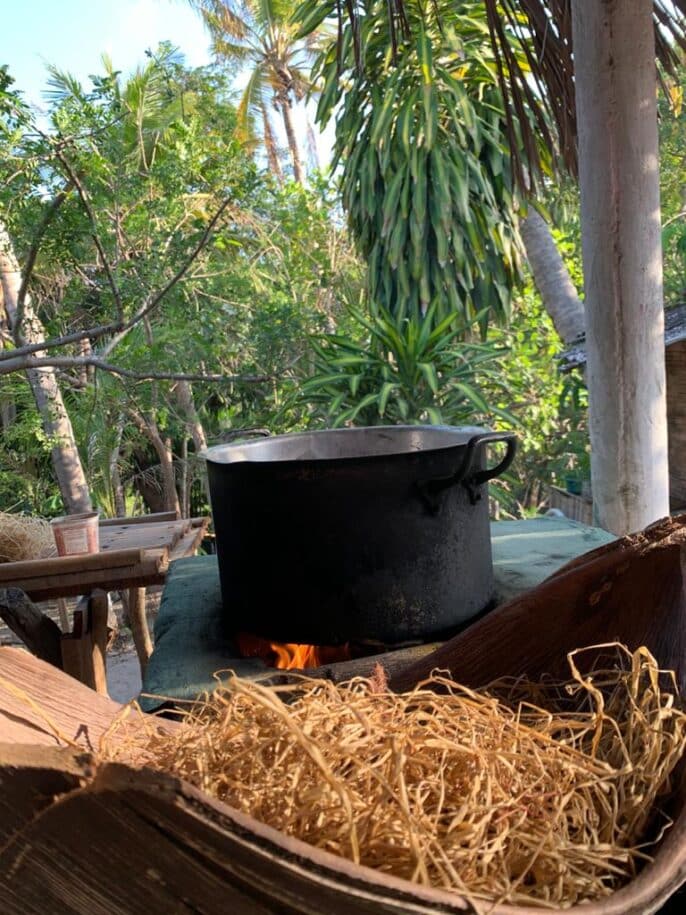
xmin=571 ymin=0 xmax=669 ymax=535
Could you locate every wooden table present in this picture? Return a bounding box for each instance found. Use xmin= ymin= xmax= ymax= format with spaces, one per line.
xmin=0 ymin=512 xmax=209 ymax=680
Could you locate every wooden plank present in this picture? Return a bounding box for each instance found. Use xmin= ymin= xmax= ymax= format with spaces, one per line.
xmin=169 ymin=520 xmax=209 ymax=562
xmin=100 ymin=523 xmax=186 ymax=552
xmin=99 ymin=511 xmax=179 ymax=527
xmin=13 ymin=551 xmax=168 ymax=603
xmin=0 ymin=744 xmax=87 ymax=846
xmin=0 ymin=548 xmax=146 ymax=584
xmin=0 ymin=648 xmax=177 ymax=746
xmin=548 ymin=486 xmax=594 ymax=526
xmin=0 ymin=647 xmax=123 ymax=746
xmin=60 ymin=613 xmax=87 ymax=689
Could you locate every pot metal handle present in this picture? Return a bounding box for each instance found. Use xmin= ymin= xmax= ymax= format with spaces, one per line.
xmin=468 ymin=431 xmax=517 ymax=487
xmin=416 ymin=431 xmax=517 ymax=514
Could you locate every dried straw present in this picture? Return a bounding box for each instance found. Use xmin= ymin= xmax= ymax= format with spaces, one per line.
xmin=100 ymin=644 xmax=686 ymax=908
xmin=0 ymin=512 xmax=57 ymax=563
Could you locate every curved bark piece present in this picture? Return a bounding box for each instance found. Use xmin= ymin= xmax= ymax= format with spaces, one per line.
xmin=0 ymin=736 xmax=683 ymax=915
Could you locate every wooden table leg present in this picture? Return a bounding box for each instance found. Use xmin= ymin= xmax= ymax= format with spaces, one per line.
xmin=56 ymin=598 xmax=70 ymax=631
xmin=89 ymin=592 xmax=109 ymax=695
xmin=60 ymin=591 xmax=109 ymax=695
xmin=128 ymin=587 xmax=152 ymax=675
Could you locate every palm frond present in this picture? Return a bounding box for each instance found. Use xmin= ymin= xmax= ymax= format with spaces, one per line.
xmin=190 ymin=0 xmax=249 ymax=39
xmin=43 ymin=65 xmax=85 ymax=105
xmin=234 ymin=63 xmax=267 ymax=146
xmin=100 ymin=53 xmax=116 ymax=78
xmin=121 ymin=57 xmax=186 ymax=167
xmin=329 ymin=0 xmax=686 ymax=187
xmin=255 ymin=0 xmax=293 ymax=27
xmin=210 ymin=36 xmax=252 ymax=60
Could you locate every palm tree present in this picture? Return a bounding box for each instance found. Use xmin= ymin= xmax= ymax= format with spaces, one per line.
xmin=189 ymin=0 xmax=316 ymax=183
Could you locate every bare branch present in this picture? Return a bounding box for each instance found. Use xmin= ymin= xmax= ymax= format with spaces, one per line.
xmin=15 ymin=184 xmax=73 ymax=335
xmin=0 ymin=197 xmax=234 ymax=364
xmin=0 ymin=322 xmax=123 ymax=362
xmin=51 ymin=146 xmax=125 ymax=319
xmin=0 ymin=353 xmax=271 ymax=383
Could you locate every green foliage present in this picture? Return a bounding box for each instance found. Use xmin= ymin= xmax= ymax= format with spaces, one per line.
xmin=0 ymin=50 xmax=362 ymax=513
xmin=659 ymin=74 xmax=686 ymax=301
xmin=0 ymin=373 xmax=67 ymax=515
xmin=300 ymin=305 xmax=509 ymax=427
xmin=485 ymin=291 xmax=589 ymax=514
xmin=298 ymin=0 xmax=537 ymax=328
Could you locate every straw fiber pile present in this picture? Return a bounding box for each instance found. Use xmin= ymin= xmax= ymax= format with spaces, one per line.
xmin=102 ymin=644 xmax=686 ymax=909
xmin=0 ymin=512 xmax=56 ymax=563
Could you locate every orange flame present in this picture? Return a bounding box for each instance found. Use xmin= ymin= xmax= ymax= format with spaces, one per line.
xmin=236 ymin=633 xmax=351 ymax=670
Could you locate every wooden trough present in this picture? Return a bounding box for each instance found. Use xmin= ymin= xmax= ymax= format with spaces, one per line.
xmin=3 ymin=516 xmax=686 ymax=913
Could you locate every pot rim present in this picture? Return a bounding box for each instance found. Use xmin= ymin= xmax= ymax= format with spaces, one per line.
xmin=202 ymin=424 xmax=496 ymax=467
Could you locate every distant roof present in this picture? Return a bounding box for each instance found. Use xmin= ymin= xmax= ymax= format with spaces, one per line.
xmin=560 ymin=303 xmax=686 ymax=370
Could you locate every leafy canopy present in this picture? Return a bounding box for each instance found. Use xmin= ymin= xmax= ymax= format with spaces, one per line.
xmin=298 ymin=0 xmax=540 ymax=330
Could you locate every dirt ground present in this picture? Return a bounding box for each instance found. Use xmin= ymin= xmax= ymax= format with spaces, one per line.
xmin=0 ymin=589 xmax=162 ymax=704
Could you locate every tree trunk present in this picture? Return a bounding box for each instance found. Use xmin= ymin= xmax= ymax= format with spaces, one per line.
xmin=261 ymin=103 xmax=283 ymax=184
xmin=132 ymin=471 xmax=167 ymax=515
xmin=571 ymin=0 xmax=669 ymax=535
xmin=0 ymin=226 xmax=92 ymax=514
xmin=0 ymin=311 xmax=16 ymax=430
xmin=279 ymin=101 xmax=304 ymax=185
xmin=159 ymin=434 xmax=180 ymax=517
xmin=109 ymin=419 xmax=126 ymax=518
xmin=180 ymin=436 xmax=189 ymax=520
xmin=520 ymin=208 xmax=585 ymax=345
xmin=128 ymin=410 xmax=180 ymax=517
xmin=174 ymin=379 xmax=208 ymax=503
xmin=174 ymin=380 xmax=207 ymax=454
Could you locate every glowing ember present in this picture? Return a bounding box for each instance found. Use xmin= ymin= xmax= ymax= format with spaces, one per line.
xmin=236 ymin=633 xmax=351 ymax=670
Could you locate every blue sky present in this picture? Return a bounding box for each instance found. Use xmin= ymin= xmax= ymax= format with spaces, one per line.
xmin=3 ymin=0 xmax=212 ymax=110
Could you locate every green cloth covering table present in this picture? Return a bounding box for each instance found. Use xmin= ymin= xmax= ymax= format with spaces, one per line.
xmin=140 ymin=517 xmax=615 ymax=711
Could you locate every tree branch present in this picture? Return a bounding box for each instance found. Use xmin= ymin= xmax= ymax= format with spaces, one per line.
xmin=15 ymin=184 xmax=73 ymax=335
xmin=0 ymin=353 xmax=271 ymax=383
xmin=99 ymin=197 xmax=233 ymax=358
xmin=0 ymin=197 xmax=234 ymax=365
xmin=52 ymin=147 xmax=125 ymax=319
xmin=0 ymin=322 xmax=124 ymax=362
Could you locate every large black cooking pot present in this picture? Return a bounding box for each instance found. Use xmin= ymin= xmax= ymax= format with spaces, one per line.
xmin=203 ymin=425 xmax=516 ymax=645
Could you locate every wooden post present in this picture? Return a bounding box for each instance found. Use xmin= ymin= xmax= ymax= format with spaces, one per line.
xmin=60 ymin=591 xmax=109 ymax=695
xmin=128 ymin=587 xmax=152 ymax=675
xmin=571 ymin=0 xmax=670 ymax=535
